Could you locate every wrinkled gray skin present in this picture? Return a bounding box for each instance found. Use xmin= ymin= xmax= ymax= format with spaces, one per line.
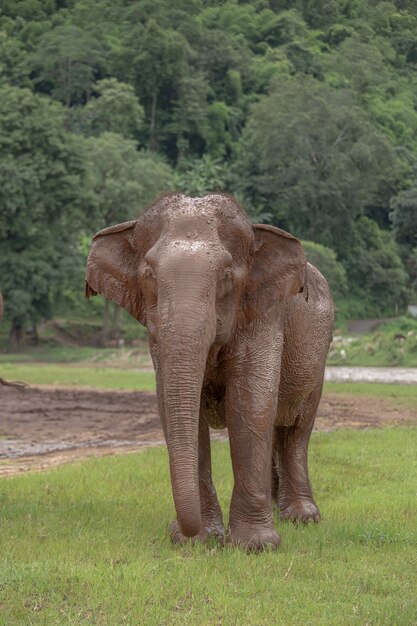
xmin=85 ymin=193 xmax=334 ymax=551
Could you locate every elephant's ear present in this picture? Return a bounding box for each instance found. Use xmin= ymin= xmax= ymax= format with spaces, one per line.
xmin=242 ymin=224 xmax=308 ymax=324
xmin=85 ymin=220 xmax=146 ymax=325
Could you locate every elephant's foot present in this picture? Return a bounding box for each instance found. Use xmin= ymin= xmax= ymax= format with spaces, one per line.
xmin=226 ymin=523 xmax=281 ymax=552
xmin=279 ymin=499 xmax=320 ymax=524
xmin=170 ymin=519 xmax=225 ymax=545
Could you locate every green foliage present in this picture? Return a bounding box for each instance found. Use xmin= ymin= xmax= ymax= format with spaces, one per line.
xmin=175 ymin=154 xmax=227 ymax=196
xmin=343 ymin=217 xmax=408 ymax=317
xmin=30 ymin=24 xmax=107 ymax=107
xmin=236 ymin=74 xmax=395 ymax=253
xmin=328 ymin=316 xmax=417 ymax=367
xmin=302 ymin=240 xmax=348 ymax=300
xmin=2 ymin=0 xmax=417 ymax=326
xmin=0 ymin=85 xmax=92 ymax=335
xmin=85 ymin=132 xmax=175 ymax=228
xmin=390 ymin=183 xmax=417 ymax=247
xmin=119 ymin=18 xmax=191 ymax=147
xmin=72 ymin=78 xmax=145 ymax=140
xmin=0 ymin=430 xmax=416 ymax=623
xmin=0 ymin=31 xmax=31 ymax=88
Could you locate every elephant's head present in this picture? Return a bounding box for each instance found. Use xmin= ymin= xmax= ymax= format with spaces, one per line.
xmin=85 ymin=193 xmax=307 ymax=536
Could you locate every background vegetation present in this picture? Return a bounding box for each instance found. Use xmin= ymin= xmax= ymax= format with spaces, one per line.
xmin=2 ymin=0 xmax=417 ymax=342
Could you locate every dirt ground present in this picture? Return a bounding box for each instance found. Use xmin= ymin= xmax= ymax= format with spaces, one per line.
xmin=1 ymin=385 xmax=416 ymax=476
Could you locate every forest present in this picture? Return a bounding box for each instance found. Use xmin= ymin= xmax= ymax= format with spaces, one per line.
xmin=1 ymin=0 xmax=417 ymax=342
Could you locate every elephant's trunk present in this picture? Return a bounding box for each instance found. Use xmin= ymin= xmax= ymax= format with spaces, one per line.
xmin=159 ymin=301 xmax=216 ymax=538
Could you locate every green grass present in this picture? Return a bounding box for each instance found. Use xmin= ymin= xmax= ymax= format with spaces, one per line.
xmin=0 ymin=346 xmax=111 ymax=364
xmin=0 ymin=363 xmax=155 ymax=391
xmin=0 ymin=428 xmax=416 ymax=624
xmin=324 ymin=382 xmax=417 ymax=408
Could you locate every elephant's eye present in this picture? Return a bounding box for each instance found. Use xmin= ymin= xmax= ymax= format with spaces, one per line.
xmin=141 ymin=264 xmax=157 ymax=299
xmin=144 ymin=265 xmax=156 ymax=280
xmin=218 ymin=268 xmax=234 ymax=297
xmin=142 ymin=265 xmax=156 ymax=281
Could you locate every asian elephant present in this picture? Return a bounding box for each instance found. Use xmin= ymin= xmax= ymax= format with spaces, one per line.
xmin=85 ymin=193 xmax=334 ymax=551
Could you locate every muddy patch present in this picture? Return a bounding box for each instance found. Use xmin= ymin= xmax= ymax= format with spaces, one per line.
xmin=0 ymin=385 xmax=416 ymax=476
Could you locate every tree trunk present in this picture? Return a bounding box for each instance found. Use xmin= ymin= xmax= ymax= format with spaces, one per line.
xmin=102 ymin=298 xmax=110 ymax=345
xmin=9 ymin=319 xmax=23 ymax=346
xmin=150 ymin=91 xmax=158 ymax=150
xmin=31 ymin=323 xmax=39 ymax=345
xmin=111 ymin=304 xmax=121 ymax=342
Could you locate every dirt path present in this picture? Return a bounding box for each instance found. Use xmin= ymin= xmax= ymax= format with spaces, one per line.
xmin=1 ymin=385 xmax=416 ymax=476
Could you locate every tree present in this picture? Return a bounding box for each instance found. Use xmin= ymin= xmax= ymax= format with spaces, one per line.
xmin=325 ymin=36 xmax=390 ymax=96
xmin=30 ymin=24 xmax=107 ymax=107
xmin=0 ymin=85 xmax=91 ymax=343
xmin=71 ymin=78 xmax=145 ymax=140
xmin=120 ymin=19 xmax=190 ymax=149
xmin=169 ymin=72 xmax=211 ymax=162
xmin=390 ymin=184 xmax=417 ymax=248
xmin=0 ymin=31 xmax=31 ymax=88
xmin=301 ymin=240 xmax=348 ymax=302
xmin=343 ymin=217 xmax=408 ymax=317
xmin=87 ymin=132 xmax=175 ymax=228
xmin=234 ymin=74 xmax=397 ymax=256
xmin=175 ymin=155 xmax=227 ymax=197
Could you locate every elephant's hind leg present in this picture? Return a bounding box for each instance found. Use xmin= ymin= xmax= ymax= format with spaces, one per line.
xmin=273 ymin=380 xmax=323 ymax=523
xmin=170 ymin=406 xmax=225 ymax=545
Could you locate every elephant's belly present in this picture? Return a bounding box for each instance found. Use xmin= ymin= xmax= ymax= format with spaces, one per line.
xmin=202 ymin=385 xmax=227 ymax=430
xmin=276 ymin=348 xmax=325 ymax=427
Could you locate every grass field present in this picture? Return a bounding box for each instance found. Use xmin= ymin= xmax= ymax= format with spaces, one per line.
xmin=0 ymin=362 xmax=156 ymax=391
xmin=0 ymin=346 xmax=114 ymax=363
xmin=323 ymin=381 xmax=417 ymax=408
xmin=0 ymin=428 xmax=416 ymax=624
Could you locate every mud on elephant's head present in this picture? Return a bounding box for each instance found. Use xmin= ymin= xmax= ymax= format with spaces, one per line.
xmin=85 ymin=192 xmax=307 ymax=350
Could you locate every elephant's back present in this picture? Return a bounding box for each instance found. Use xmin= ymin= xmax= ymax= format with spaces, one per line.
xmin=276 ymin=263 xmax=334 ymax=427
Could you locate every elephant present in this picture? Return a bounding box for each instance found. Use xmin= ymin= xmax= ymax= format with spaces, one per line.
xmin=85 ymin=192 xmax=334 ymax=551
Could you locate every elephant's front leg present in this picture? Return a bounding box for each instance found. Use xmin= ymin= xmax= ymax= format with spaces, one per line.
xmin=170 ymin=407 xmax=225 ymax=544
xmin=226 ymin=369 xmax=281 ymax=551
